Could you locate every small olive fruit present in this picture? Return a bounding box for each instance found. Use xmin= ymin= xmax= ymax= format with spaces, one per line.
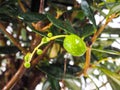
xmin=63 ymin=34 xmax=86 ymax=56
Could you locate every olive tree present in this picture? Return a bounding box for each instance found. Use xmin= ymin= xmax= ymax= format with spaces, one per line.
xmin=0 ymin=0 xmax=120 ymax=90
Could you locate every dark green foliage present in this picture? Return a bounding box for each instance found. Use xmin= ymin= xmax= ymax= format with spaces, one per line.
xmin=81 ymin=0 xmax=96 ymax=29
xmin=80 ymin=24 xmax=95 ymax=38
xmin=0 ymin=46 xmax=19 ymax=54
xmin=18 ymin=12 xmax=46 ymax=22
xmin=47 ymin=13 xmax=76 ymax=34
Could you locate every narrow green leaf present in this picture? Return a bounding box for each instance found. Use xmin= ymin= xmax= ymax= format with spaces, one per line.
xmin=42 ymin=81 xmax=51 ymax=90
xmin=81 ymin=0 xmax=96 ymax=29
xmin=0 ymin=46 xmax=19 ymax=54
xmin=108 ymin=3 xmax=120 ymax=15
xmin=64 ymin=79 xmax=81 ymax=90
xmin=98 ymin=67 xmax=120 ymax=86
xmin=47 ymin=13 xmax=76 ymax=34
xmin=108 ymin=77 xmax=120 ymax=90
xmin=18 ymin=12 xmax=46 ymax=22
xmin=21 ymin=28 xmax=27 ymax=41
xmin=48 ymin=75 xmax=60 ymax=90
xmin=0 ymin=5 xmax=18 ymax=17
xmin=92 ymin=48 xmax=120 ymax=56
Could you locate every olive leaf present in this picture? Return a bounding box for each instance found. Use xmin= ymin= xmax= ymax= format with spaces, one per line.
xmin=108 ymin=3 xmax=120 ymax=15
xmin=98 ymin=67 xmax=120 ymax=86
xmin=18 ymin=12 xmax=46 ymax=22
xmin=81 ymin=0 xmax=96 ymax=29
xmin=47 ymin=13 xmax=76 ymax=34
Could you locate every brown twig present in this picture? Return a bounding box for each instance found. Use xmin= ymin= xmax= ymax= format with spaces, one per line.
xmin=2 ymin=64 xmax=26 ymax=90
xmin=2 ymin=41 xmax=53 ymax=90
xmin=0 ymin=23 xmax=27 ymax=90
xmin=91 ymin=14 xmax=117 ymax=44
xmin=84 ymin=46 xmax=91 ymax=76
xmin=83 ymin=14 xmax=118 ymax=76
xmin=0 ymin=22 xmax=53 ymax=90
xmin=39 ymin=0 xmax=44 ymax=13
xmin=0 ymin=23 xmax=28 ymax=55
xmin=18 ymin=0 xmax=27 ymax=12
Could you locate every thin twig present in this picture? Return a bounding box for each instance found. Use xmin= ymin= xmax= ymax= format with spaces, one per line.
xmin=91 ymin=14 xmax=117 ymax=44
xmin=18 ymin=0 xmax=27 ymax=12
xmin=63 ymin=58 xmax=67 ymax=77
xmin=0 ymin=23 xmax=28 ymax=55
xmin=2 ymin=42 xmax=53 ymax=90
xmin=84 ymin=47 xmax=91 ymax=76
xmin=39 ymin=0 xmax=44 ymax=13
xmin=31 ymin=41 xmax=54 ymax=66
xmin=83 ymin=14 xmax=118 ymax=76
xmin=32 ymin=10 xmax=63 ymax=32
xmin=2 ymin=64 xmax=26 ymax=90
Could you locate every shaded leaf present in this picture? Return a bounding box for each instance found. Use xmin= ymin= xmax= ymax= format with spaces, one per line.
xmin=98 ymin=67 xmax=120 ymax=86
xmin=80 ymin=24 xmax=95 ymax=38
xmin=38 ymin=64 xmax=63 ymax=78
xmin=0 ymin=5 xmax=18 ymax=17
xmin=47 ymin=75 xmax=60 ymax=90
xmin=0 ymin=14 xmax=12 ymax=22
xmin=18 ymin=12 xmax=46 ymax=22
xmin=0 ymin=46 xmax=19 ymax=54
xmin=38 ymin=64 xmax=82 ymax=78
xmin=76 ymin=10 xmax=85 ymax=20
xmin=81 ymin=0 xmax=96 ymax=29
xmin=47 ymin=13 xmax=76 ymax=34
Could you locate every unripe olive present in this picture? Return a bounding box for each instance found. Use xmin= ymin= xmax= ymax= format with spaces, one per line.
xmin=63 ymin=34 xmax=86 ymax=56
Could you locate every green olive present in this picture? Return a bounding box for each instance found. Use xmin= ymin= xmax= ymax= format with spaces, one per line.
xmin=63 ymin=34 xmax=86 ymax=56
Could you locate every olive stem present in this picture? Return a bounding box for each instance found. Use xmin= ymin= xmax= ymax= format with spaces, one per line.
xmin=49 ymin=35 xmax=68 ymax=40
xmin=28 ymin=34 xmax=67 ymax=64
xmin=83 ymin=14 xmax=118 ymax=76
xmin=92 ymin=58 xmax=116 ymax=67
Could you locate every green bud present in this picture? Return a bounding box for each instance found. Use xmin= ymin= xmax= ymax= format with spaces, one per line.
xmin=24 ymin=62 xmax=31 ymax=68
xmin=37 ymin=49 xmax=43 ymax=55
xmin=47 ymin=33 xmax=53 ymax=37
xmin=42 ymin=37 xmax=50 ymax=43
xmin=24 ymin=52 xmax=31 ymax=62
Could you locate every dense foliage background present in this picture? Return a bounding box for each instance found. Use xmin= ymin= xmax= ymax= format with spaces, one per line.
xmin=0 ymin=0 xmax=120 ymax=90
